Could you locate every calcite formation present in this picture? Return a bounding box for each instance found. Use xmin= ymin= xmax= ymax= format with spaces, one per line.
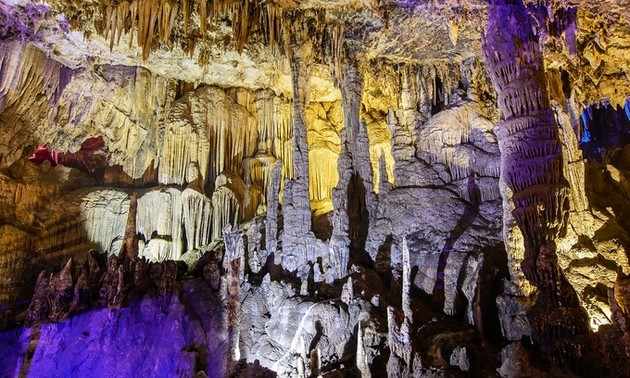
xmin=1 ymin=0 xmax=630 ymax=377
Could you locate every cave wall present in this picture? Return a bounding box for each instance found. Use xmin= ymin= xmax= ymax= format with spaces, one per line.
xmin=1 ymin=0 xmax=630 ymax=376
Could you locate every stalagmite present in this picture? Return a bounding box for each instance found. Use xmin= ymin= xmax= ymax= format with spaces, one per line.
xmin=386 ymin=306 xmax=411 ymax=377
xmin=450 ymin=346 xmax=470 ymax=372
xmin=329 ymin=146 xmax=351 ymax=282
xmin=356 ymin=120 xmax=379 ymax=248
xmin=402 ymin=237 xmax=412 ymax=323
xmin=328 ymin=50 xmax=361 ymax=282
xmin=223 ymin=224 xmax=245 ymax=367
xmin=266 ymin=160 xmax=282 ymax=257
xmin=341 ymin=277 xmax=354 ymax=305
xmin=280 ymin=10 xmax=323 ymax=278
xmin=356 ymin=325 xmax=372 ymax=378
xmin=247 ymin=218 xmax=263 ymax=274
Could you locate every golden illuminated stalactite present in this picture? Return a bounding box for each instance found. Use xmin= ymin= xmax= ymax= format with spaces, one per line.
xmin=98 ymin=0 xmax=285 ymax=59
xmin=364 ymin=116 xmax=395 ymax=192
xmin=182 ymin=0 xmax=189 ymax=35
xmin=325 ymin=21 xmax=345 ymax=89
xmin=0 ymin=42 xmax=70 ymax=167
xmin=200 ymin=0 xmax=207 ymax=33
xmin=306 ymin=100 xmax=342 ymax=208
xmin=159 ymin=86 xmax=255 ymax=187
xmin=128 ymin=1 xmax=138 ymax=49
xmin=254 ymin=91 xmax=294 ymax=183
xmin=211 ymin=173 xmax=251 ymax=241
xmin=260 ymin=3 xmax=283 ymax=48
xmin=158 ymin=1 xmax=179 ymax=46
xmin=163 ymin=189 xmax=210 ymax=258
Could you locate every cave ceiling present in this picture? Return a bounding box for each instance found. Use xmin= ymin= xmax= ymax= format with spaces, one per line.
xmin=0 ymin=0 xmax=627 ymax=112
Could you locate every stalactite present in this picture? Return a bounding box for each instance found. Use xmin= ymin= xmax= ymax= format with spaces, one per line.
xmin=81 ymin=189 xmax=130 ymax=254
xmin=97 ymin=0 xmax=284 ymax=60
xmin=212 ymin=173 xmax=243 ymax=241
xmin=325 ymin=21 xmax=345 ymax=88
xmin=136 ymin=187 xmax=183 ymax=260
xmin=308 ymin=148 xmax=339 ymax=202
xmin=260 ymin=3 xmax=283 ymax=48
xmin=0 ymin=42 xmax=72 ymax=166
xmin=242 ymin=154 xmax=275 ymax=206
xmin=377 ymin=152 xmax=393 ymax=194
xmin=159 ymin=118 xmax=211 ymax=186
xmin=181 ymin=187 xmax=212 ymax=252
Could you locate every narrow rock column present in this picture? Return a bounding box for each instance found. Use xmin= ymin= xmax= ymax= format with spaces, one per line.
xmin=119 ymin=191 xmax=138 ymax=262
xmin=386 ymin=306 xmax=411 ymax=376
xmin=356 ymin=325 xmax=372 ymax=378
xmin=223 ymin=225 xmax=245 ymax=368
xmin=329 ymin=48 xmax=376 ymax=279
xmin=329 ymin=52 xmax=362 ymax=281
xmin=483 ymin=0 xmax=591 ymax=369
xmin=266 ymin=159 xmax=282 ymax=257
xmin=281 ymin=10 xmax=321 ymax=277
xmin=401 ymin=237 xmax=413 ymax=323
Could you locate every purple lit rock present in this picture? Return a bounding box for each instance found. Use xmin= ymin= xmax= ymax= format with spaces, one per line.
xmin=0 ymin=280 xmax=227 ymax=378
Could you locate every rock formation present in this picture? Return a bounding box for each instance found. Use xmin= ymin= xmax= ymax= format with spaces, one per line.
xmin=483 ymin=0 xmax=594 ymax=371
xmin=1 ymin=0 xmax=630 ymax=377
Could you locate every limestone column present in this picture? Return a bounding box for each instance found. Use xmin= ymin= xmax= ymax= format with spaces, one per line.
xmin=483 ymin=0 xmax=592 ymax=369
xmin=330 ymin=47 xmax=376 ymax=280
xmin=281 ymin=10 xmax=320 ymax=277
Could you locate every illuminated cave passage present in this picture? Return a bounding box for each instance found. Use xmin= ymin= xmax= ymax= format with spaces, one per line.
xmin=1 ymin=0 xmax=630 ymax=377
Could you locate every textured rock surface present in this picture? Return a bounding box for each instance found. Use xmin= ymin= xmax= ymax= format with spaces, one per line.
xmin=1 ymin=0 xmax=630 ymax=376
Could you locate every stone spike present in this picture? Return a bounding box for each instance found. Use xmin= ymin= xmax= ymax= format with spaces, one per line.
xmin=119 ymin=191 xmax=138 ymax=262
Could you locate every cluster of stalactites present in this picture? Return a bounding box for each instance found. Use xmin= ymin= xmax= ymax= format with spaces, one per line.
xmin=0 ymin=41 xmax=74 ymax=166
xmin=99 ymin=0 xmax=285 ymax=59
xmin=0 ymin=41 xmax=69 ymax=105
xmin=361 ymin=58 xmax=475 ymax=127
